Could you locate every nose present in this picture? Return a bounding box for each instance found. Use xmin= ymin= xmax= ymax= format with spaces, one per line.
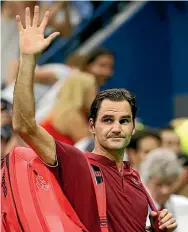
xmin=160 ymin=185 xmax=170 ymax=195
xmin=111 ymin=121 xmax=121 ymax=134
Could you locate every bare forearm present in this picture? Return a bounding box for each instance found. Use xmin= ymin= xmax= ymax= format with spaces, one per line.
xmin=13 ymin=54 xmax=37 ymax=132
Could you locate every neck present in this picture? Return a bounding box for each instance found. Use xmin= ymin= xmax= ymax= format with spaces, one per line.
xmin=93 ymin=145 xmax=124 ymax=172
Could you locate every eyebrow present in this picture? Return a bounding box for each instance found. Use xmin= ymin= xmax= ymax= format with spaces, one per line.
xmin=101 ymin=114 xmax=132 ymax=119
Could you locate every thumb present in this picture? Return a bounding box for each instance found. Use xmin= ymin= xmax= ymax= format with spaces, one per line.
xmin=44 ymin=32 xmax=60 ymax=48
xmin=149 ymin=211 xmax=158 ymax=228
xmin=150 ymin=211 xmax=158 ymax=217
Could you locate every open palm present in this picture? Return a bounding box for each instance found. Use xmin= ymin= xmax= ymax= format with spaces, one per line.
xmin=16 ymin=6 xmax=59 ymax=56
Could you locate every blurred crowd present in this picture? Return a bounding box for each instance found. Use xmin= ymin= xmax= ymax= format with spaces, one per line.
xmin=1 ymin=1 xmax=188 ymax=230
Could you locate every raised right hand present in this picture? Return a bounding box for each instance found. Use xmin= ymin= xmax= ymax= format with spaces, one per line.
xmin=16 ymin=5 xmax=60 ymax=56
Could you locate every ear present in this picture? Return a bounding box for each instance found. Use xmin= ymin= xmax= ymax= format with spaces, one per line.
xmin=132 ymin=127 xmax=136 ymax=135
xmin=89 ymin=118 xmax=95 ymax=135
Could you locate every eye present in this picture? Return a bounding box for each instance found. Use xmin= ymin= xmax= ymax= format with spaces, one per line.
xmin=120 ymin=118 xmax=129 ymax=124
xmin=103 ymin=118 xmax=113 ymax=123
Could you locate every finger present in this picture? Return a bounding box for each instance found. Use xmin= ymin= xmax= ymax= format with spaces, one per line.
xmin=158 ymin=209 xmax=168 ymax=220
xmin=44 ymin=32 xmax=60 ymax=47
xmin=149 ymin=211 xmax=157 ymax=227
xmin=159 ymin=217 xmax=176 ymax=230
xmin=32 ymin=5 xmax=39 ymax=27
xmin=166 ymin=222 xmax=177 ymax=230
xmin=25 ymin=7 xmax=31 ymax=27
xmin=40 ymin=10 xmax=50 ymax=32
xmin=159 ymin=212 xmax=173 ymax=226
xmin=16 ymin=15 xmax=24 ymax=32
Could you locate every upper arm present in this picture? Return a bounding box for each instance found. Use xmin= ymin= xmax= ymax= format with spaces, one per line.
xmin=18 ymin=125 xmax=56 ymax=165
xmin=34 ymin=68 xmax=57 ymax=85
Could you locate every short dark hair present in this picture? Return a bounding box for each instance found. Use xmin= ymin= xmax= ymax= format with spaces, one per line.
xmin=65 ymin=47 xmax=114 ymax=71
xmin=88 ymin=88 xmax=138 ymax=124
xmin=127 ymin=129 xmax=161 ymax=150
xmin=159 ymin=125 xmax=176 ymax=133
xmin=85 ymin=47 xmax=114 ymax=65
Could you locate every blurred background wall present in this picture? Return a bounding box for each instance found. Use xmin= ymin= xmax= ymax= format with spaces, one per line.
xmin=99 ymin=1 xmax=188 ymax=127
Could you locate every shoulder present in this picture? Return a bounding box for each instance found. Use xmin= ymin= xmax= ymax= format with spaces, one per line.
xmin=130 ymin=166 xmax=141 ymax=178
xmin=55 ymin=141 xmax=89 ymax=170
xmin=56 ymin=140 xmax=83 ymax=155
xmin=55 ymin=140 xmax=87 ymax=162
xmin=128 ymin=166 xmax=145 ymax=185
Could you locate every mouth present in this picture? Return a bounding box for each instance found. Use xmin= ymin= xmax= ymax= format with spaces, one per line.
xmin=109 ymin=137 xmax=124 ymax=139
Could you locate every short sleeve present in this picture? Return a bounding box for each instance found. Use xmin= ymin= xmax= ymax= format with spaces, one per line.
xmin=48 ymin=140 xmax=88 ymax=188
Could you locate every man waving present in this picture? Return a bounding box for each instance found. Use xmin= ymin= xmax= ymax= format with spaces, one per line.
xmin=13 ymin=6 xmax=177 ymax=232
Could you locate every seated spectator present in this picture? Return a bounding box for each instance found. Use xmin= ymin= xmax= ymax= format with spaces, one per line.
xmin=1 ymin=1 xmax=36 ymax=88
xmin=140 ymin=148 xmax=188 ymax=232
xmin=159 ymin=126 xmax=181 ymax=154
xmin=1 ymin=99 xmax=21 ymax=158
xmin=171 ymin=163 xmax=188 ymax=198
xmin=126 ymin=129 xmax=161 ymax=170
xmin=40 ymin=1 xmax=93 ymax=36
xmin=159 ymin=125 xmax=188 ymax=197
xmin=40 ymin=1 xmax=72 ymax=37
xmin=171 ymin=118 xmax=188 ymax=156
xmin=40 ymin=48 xmax=115 ymax=145
xmin=1 ymin=60 xmax=72 ymax=105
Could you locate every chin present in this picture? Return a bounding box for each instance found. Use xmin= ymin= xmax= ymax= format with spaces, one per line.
xmin=107 ymin=143 xmax=126 ymax=151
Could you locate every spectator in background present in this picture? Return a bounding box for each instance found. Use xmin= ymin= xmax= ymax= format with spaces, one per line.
xmin=126 ymin=129 xmax=161 ymax=170
xmin=40 ymin=1 xmax=93 ymax=37
xmin=40 ymin=1 xmax=72 ymax=37
xmin=71 ymin=1 xmax=94 ymax=22
xmin=1 ymin=1 xmax=36 ymax=88
xmin=1 ymin=99 xmax=12 ymax=157
xmin=41 ymin=48 xmax=115 ymax=145
xmin=2 ymin=52 xmax=90 ymax=109
xmin=1 ymin=58 xmax=71 ymax=105
xmin=159 ymin=126 xmax=181 ymax=154
xmin=171 ymin=118 xmax=188 ymax=156
xmin=140 ymin=148 xmax=188 ymax=232
xmin=1 ymin=99 xmax=21 ymax=158
xmin=159 ymin=125 xmax=188 ymax=197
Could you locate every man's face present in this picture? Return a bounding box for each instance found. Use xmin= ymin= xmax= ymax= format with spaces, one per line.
xmin=86 ymin=55 xmax=114 ymax=85
xmin=147 ymin=176 xmax=175 ymax=206
xmin=160 ymin=130 xmax=181 ymax=154
xmin=137 ymin=136 xmax=160 ymax=162
xmin=89 ymin=100 xmax=135 ymax=152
